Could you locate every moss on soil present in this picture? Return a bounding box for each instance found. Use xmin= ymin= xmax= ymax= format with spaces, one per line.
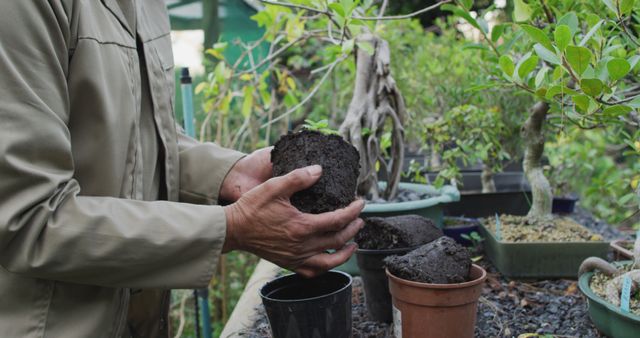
xmin=483 ymin=215 xmax=603 ymax=243
xmin=590 ymin=262 xmax=640 ymax=316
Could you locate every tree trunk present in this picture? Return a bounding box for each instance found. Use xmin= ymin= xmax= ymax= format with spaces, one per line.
xmin=481 ymin=164 xmax=497 ymax=193
xmin=522 ymin=102 xmax=553 ymax=222
xmin=340 ymin=35 xmax=406 ymax=200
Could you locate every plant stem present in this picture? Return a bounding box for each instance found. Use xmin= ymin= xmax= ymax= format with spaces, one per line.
xmin=522 ymin=102 xmax=553 ymax=222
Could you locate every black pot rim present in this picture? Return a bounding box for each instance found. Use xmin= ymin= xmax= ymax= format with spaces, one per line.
xmin=443 ymin=216 xmax=480 ymax=227
xmin=259 ymin=270 xmax=352 ymax=303
xmin=356 ymin=245 xmax=421 ymax=255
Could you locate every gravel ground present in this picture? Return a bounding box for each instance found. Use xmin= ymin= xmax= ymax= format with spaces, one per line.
xmin=237 ymin=209 xmax=623 ymax=338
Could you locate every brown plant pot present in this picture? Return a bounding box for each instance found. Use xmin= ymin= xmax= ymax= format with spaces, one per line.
xmin=386 ymin=264 xmax=486 ymax=338
xmin=611 ymin=239 xmax=634 ymax=261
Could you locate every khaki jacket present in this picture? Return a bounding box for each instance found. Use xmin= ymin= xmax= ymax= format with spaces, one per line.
xmin=0 ymin=1 xmax=244 ymax=337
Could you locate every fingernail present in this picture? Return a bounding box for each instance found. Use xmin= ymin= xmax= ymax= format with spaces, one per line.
xmin=357 ymin=218 xmax=365 ymax=229
xmin=306 ymin=165 xmax=322 ymax=176
xmin=357 ymin=199 xmax=365 ymax=210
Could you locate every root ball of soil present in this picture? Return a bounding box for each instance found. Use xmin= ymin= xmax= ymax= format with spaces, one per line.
xmin=271 ymin=130 xmax=360 ymax=214
xmin=385 ymin=237 xmax=471 ymax=284
xmin=355 ymin=215 xmax=443 ymax=250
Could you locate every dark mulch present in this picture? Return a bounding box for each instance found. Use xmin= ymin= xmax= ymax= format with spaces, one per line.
xmin=237 ymin=209 xmax=621 ymax=338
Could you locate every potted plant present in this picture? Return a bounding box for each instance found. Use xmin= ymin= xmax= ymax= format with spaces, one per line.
xmin=443 ymin=0 xmax=640 ymax=277
xmin=353 ymin=215 xmax=443 ymax=323
xmin=443 ymin=216 xmax=481 ymax=246
xmin=385 ymin=237 xmax=487 ymax=338
xmin=578 ymin=235 xmax=640 ymax=338
xmin=545 ymin=134 xmax=580 ymax=214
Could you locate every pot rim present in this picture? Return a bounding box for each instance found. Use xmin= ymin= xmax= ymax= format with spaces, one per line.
xmin=578 ymin=260 xmax=640 ymax=322
xmin=259 ymin=270 xmax=352 ymax=303
xmin=385 ymin=264 xmax=487 ymax=289
xmin=356 ymin=245 xmax=421 ymax=255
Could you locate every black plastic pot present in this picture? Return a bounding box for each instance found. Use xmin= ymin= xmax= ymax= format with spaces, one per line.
xmin=552 ymin=196 xmax=579 ymax=214
xmin=260 ymin=270 xmax=352 ymax=338
xmin=443 ymin=217 xmax=480 ymax=246
xmin=355 ymin=246 xmax=417 ymax=323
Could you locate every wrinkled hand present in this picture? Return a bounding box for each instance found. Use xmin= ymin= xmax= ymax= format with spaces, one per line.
xmin=220 ymin=147 xmax=273 ymax=202
xmin=222 ymin=165 xmax=364 ymax=277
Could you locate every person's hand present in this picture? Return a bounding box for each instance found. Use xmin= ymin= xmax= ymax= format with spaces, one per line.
xmin=222 ymin=165 xmax=365 ymax=277
xmin=220 ymin=147 xmax=273 ymax=202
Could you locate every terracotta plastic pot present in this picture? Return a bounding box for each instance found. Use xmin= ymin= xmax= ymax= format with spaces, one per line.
xmin=386 ymin=264 xmax=486 ymax=338
xmin=355 ymin=246 xmax=418 ymax=323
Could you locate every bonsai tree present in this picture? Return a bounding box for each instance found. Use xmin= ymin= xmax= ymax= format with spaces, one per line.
xmin=446 ymin=0 xmax=640 ymax=223
xmin=197 ymin=0 xmax=451 ymax=200
xmin=580 ymin=235 xmax=640 ymax=306
xmin=424 ymin=104 xmax=512 ymax=192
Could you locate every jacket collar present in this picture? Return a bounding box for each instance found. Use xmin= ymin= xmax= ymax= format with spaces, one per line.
xmin=100 ymin=0 xmax=135 ymax=38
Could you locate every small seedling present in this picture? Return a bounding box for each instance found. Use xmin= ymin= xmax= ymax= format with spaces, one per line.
xmin=302 ymin=119 xmax=339 ymax=136
xmin=461 ymin=231 xmax=485 ymax=251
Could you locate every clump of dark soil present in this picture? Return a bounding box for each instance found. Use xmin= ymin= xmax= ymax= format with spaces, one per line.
xmin=354 ymin=215 xmax=443 ymax=250
xmin=271 ymin=130 xmax=360 ymax=214
xmin=385 ymin=236 xmax=471 ymax=284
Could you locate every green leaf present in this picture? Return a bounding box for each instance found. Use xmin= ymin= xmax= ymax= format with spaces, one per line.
xmin=557 ymin=12 xmax=579 ymax=36
xmin=356 ymin=41 xmax=374 ymax=55
xmin=521 ymin=24 xmax=554 ymax=51
xmin=517 ymin=53 xmax=539 ymax=79
xmin=572 ymin=94 xmax=591 ymax=112
xmin=621 ymin=0 xmax=635 ymax=15
xmin=513 ymin=0 xmax=533 ymax=22
xmin=491 ymin=24 xmax=506 ymax=43
xmin=342 ymin=39 xmax=355 ymax=55
xmin=499 ymin=55 xmax=515 ymax=77
xmin=566 ymin=46 xmax=593 ymax=76
xmin=328 ymin=3 xmax=346 ymax=17
xmin=628 ymin=55 xmax=640 ymax=70
xmin=535 ymin=66 xmax=549 ymax=88
xmin=580 ymin=78 xmax=604 ymax=97
xmin=534 ymin=43 xmax=561 ymax=65
xmin=554 ymin=25 xmax=572 ymax=51
xmin=241 ymin=85 xmax=254 ymax=119
xmin=579 ymin=20 xmax=603 ymax=46
xmin=441 ymin=4 xmax=482 ymax=31
xmin=460 ymin=0 xmax=474 ymax=10
xmin=607 ymin=58 xmax=631 ymax=81
xmin=628 ymin=96 xmax=640 ymax=108
xmin=603 ymin=104 xmax=633 ymax=116
xmin=601 ymin=0 xmax=617 ymax=13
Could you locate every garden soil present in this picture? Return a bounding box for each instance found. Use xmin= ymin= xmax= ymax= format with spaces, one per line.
xmin=271 ymin=130 xmax=359 ymax=214
xmin=385 ymin=236 xmax=471 ymax=284
xmin=354 ymin=215 xmax=443 ymax=250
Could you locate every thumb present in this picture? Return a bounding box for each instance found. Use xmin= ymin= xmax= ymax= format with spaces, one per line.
xmin=264 ymin=165 xmax=322 ymax=199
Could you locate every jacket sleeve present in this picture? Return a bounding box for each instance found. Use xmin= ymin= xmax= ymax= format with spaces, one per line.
xmin=178 ymin=133 xmax=245 ymax=205
xmin=0 ymin=1 xmax=226 ymax=289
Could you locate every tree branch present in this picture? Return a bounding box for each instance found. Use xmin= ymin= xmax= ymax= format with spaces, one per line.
xmin=354 ymin=0 xmax=451 ymax=21
xmin=260 ymin=57 xmax=345 ymax=129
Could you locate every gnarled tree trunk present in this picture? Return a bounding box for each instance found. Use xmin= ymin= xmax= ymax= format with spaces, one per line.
xmin=340 ymin=34 xmax=406 ymax=200
xmin=522 ymin=102 xmax=553 ymax=222
xmin=481 ymin=163 xmax=497 ymax=193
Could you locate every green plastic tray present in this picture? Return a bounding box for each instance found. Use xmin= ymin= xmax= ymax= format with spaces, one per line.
xmin=579 ymin=261 xmax=640 ymax=338
xmin=479 ymin=223 xmax=610 ymax=279
xmin=336 ymin=183 xmax=460 ymax=276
